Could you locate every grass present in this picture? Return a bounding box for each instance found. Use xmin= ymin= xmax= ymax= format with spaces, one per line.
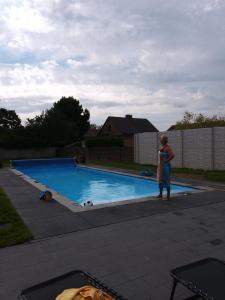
xmin=88 ymin=160 xmax=225 ymax=183
xmin=204 ymin=171 xmax=225 ymax=183
xmin=88 ymin=160 xmax=156 ymax=171
xmin=0 ymin=187 xmax=33 ymax=248
xmin=0 ymin=160 xmax=10 ymax=168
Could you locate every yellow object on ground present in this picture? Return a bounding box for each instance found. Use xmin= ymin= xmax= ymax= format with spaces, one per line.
xmin=55 ymin=285 xmax=114 ymax=300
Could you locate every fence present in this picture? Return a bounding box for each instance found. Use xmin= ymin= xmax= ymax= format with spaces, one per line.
xmin=0 ymin=147 xmax=57 ymax=160
xmin=57 ymin=145 xmax=134 ymax=162
xmin=134 ymin=127 xmax=225 ymax=170
xmin=56 ymin=146 xmax=84 ymax=158
xmin=87 ymin=146 xmax=134 ymax=162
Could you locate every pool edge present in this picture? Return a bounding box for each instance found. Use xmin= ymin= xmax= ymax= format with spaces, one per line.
xmin=9 ymin=165 xmax=213 ymax=213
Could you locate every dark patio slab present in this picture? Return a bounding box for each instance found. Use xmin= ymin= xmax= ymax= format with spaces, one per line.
xmin=1 ymin=167 xmax=225 ymax=300
xmin=1 ymin=200 xmax=225 ymax=300
xmin=0 ymin=168 xmax=225 ymax=240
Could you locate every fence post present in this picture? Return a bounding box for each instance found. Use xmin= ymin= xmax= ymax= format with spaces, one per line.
xmin=134 ymin=134 xmax=137 ymax=163
xmin=134 ymin=134 xmax=136 ymax=162
xmin=137 ymin=134 xmax=140 ymax=163
xmin=211 ymin=127 xmax=215 ymax=170
xmin=156 ymin=132 xmax=159 ymax=165
xmin=181 ymin=130 xmax=184 ymax=168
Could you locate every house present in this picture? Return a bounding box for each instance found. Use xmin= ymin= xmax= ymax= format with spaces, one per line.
xmin=84 ymin=127 xmax=99 ymax=138
xmin=167 ymin=125 xmax=176 ymax=131
xmin=98 ymin=114 xmax=158 ymax=147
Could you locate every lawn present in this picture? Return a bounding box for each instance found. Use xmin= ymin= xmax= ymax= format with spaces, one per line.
xmin=88 ymin=160 xmax=225 ymax=183
xmin=0 ymin=160 xmax=10 ymax=168
xmin=89 ymin=160 xmax=155 ymax=171
xmin=0 ymin=187 xmax=33 ymax=248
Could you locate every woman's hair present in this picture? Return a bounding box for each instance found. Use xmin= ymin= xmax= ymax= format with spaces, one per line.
xmin=160 ymin=134 xmax=168 ymax=144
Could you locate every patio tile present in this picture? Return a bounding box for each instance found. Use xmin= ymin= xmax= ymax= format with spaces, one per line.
xmin=0 ymin=168 xmax=225 ymax=299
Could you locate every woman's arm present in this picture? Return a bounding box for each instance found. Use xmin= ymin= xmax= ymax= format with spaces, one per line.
xmin=166 ymin=145 xmax=175 ymax=162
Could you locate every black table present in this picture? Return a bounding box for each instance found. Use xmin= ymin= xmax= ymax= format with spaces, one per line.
xmin=18 ymin=270 xmax=127 ymax=300
xmin=170 ymin=258 xmax=225 ymax=300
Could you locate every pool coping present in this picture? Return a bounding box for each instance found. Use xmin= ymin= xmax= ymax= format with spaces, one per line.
xmin=10 ymin=165 xmax=213 ymax=213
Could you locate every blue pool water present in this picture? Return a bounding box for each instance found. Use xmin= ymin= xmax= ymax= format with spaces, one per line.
xmin=12 ymin=159 xmax=194 ymax=205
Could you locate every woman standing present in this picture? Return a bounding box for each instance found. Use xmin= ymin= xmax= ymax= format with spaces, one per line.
xmin=157 ymin=135 xmax=175 ymax=200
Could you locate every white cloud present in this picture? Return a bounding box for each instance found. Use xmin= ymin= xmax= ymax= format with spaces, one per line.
xmin=2 ymin=1 xmax=54 ymax=33
xmin=0 ymin=0 xmax=225 ymax=130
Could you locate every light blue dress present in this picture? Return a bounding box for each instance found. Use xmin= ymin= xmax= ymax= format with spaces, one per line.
xmin=159 ymin=151 xmax=171 ymax=188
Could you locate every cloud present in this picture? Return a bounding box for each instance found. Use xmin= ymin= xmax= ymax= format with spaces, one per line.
xmin=2 ymin=2 xmax=54 ymax=33
xmin=0 ymin=0 xmax=225 ymax=130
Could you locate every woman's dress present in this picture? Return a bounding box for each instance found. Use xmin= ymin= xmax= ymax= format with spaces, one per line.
xmin=157 ymin=145 xmax=174 ymax=187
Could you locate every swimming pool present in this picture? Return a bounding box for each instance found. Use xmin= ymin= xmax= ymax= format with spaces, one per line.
xmin=12 ymin=158 xmax=194 ymax=206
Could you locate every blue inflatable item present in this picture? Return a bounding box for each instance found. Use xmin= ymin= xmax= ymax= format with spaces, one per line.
xmin=40 ymin=190 xmax=52 ymax=201
xmin=140 ymin=169 xmax=155 ymax=177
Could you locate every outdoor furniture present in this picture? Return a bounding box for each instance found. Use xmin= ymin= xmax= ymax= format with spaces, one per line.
xmin=169 ymin=258 xmax=225 ymax=300
xmin=18 ymin=270 xmax=127 ymax=300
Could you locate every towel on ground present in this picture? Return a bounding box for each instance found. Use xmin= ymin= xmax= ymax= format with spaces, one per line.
xmin=55 ymin=285 xmax=114 ymax=300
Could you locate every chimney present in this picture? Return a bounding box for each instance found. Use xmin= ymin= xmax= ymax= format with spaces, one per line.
xmin=125 ymin=114 xmax=132 ymax=119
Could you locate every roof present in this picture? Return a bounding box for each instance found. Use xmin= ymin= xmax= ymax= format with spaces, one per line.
xmin=100 ymin=115 xmax=158 ymax=135
xmin=167 ymin=125 xmax=176 ymax=131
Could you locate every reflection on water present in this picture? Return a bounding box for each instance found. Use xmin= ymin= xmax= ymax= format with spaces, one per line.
xmin=80 ymin=180 xmax=136 ymax=205
xmin=16 ymin=165 xmax=194 ymax=205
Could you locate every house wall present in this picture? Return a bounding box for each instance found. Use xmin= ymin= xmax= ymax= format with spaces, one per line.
xmin=123 ymin=136 xmax=134 ymax=147
xmin=99 ymin=121 xmax=120 ymax=136
xmin=134 ymin=127 xmax=225 ymax=170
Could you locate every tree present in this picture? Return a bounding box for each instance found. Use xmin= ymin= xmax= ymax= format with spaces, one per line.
xmin=0 ymin=108 xmax=25 ymax=148
xmin=0 ymin=98 xmax=90 ymax=148
xmin=90 ymin=123 xmax=102 ymax=130
xmin=25 ymin=97 xmax=90 ymax=146
xmin=173 ymin=111 xmax=225 ymax=130
xmin=26 ymin=113 xmax=45 ymax=129
xmin=0 ymin=108 xmax=21 ymax=130
xmin=25 ymin=112 xmax=47 ymax=147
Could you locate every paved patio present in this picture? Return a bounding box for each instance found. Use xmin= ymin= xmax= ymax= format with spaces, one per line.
xmin=0 ymin=168 xmax=225 ymax=299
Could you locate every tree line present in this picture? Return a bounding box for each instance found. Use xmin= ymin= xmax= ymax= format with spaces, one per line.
xmin=172 ymin=111 xmax=225 ymax=130
xmin=0 ymin=97 xmax=90 ymax=148
xmin=1 ymin=98 xmax=224 ymax=149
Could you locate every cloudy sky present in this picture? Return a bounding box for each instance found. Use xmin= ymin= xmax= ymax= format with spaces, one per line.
xmin=0 ymin=0 xmax=225 ymax=130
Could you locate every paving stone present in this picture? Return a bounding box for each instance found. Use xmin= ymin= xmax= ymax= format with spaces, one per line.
xmin=1 ymin=169 xmax=225 ymax=240
xmin=1 ymin=169 xmax=225 ymax=299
